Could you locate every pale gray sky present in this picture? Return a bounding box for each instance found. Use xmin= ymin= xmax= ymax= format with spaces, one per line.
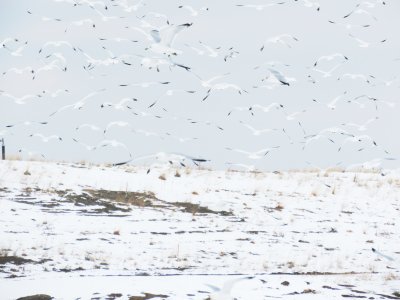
xmin=1 ymin=0 xmax=399 ymax=170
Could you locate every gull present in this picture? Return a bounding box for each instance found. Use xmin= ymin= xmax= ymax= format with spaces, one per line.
xmin=227 ymin=106 xmax=254 ymax=117
xmin=328 ymin=19 xmax=371 ymax=29
xmin=49 ymin=89 xmax=106 ymax=116
xmin=146 ymin=23 xmax=193 ymax=56
xmin=72 ymin=138 xmax=97 ymax=151
xmin=134 ymin=54 xmax=191 ymax=72
xmin=164 ymin=133 xmax=198 ymax=143
xmin=119 ymin=81 xmax=170 ymax=88
xmin=319 ymin=91 xmax=347 ymax=110
xmin=348 ymin=33 xmax=386 ymax=48
xmin=90 ymin=6 xmax=125 ymax=22
xmin=343 ymin=6 xmax=378 ymax=21
xmin=249 ymin=103 xmax=285 ymax=113
xmin=254 ymin=60 xmax=291 ymax=69
xmin=1 ymin=92 xmax=39 ymax=104
xmin=184 ymin=43 xmax=206 ymax=56
xmin=260 ymin=34 xmax=298 ymax=51
xmin=178 ymin=5 xmax=200 ymax=16
xmin=33 ymin=60 xmax=67 ymax=79
xmin=341 ymin=117 xmax=378 ymax=131
xmin=133 ymin=129 xmax=161 ymax=137
xmin=313 ymin=53 xmax=348 ymax=67
xmin=39 ymin=40 xmax=77 ymax=53
xmin=112 ymin=0 xmax=145 ymax=12
xmin=122 ymin=152 xmax=208 ymax=167
xmin=2 ymin=66 xmax=34 ymax=76
xmin=195 ymin=73 xmax=231 ymax=89
xmin=5 ymin=41 xmax=28 ymax=56
xmin=337 ymin=73 xmax=372 ymax=84
xmin=18 ymin=148 xmax=46 ymax=159
xmin=337 ymin=134 xmax=376 ymax=152
xmin=303 ymin=134 xmax=335 ymax=149
xmin=97 ymin=139 xmax=132 ymax=157
xmin=205 ymin=276 xmax=254 ymax=300
xmin=29 ymin=133 xmax=63 ymax=142
xmin=225 ymin=146 xmax=280 ymax=159
xmin=6 ymin=120 xmax=48 ymax=128
xmin=207 ymin=82 xmax=248 ymax=96
xmin=351 ymin=94 xmax=395 ymax=110
xmin=198 ymin=41 xmax=221 ymax=57
xmin=266 ymin=68 xmax=293 ymax=86
xmin=103 ymin=121 xmax=132 ymax=135
xmin=286 ymin=109 xmax=306 ymax=120
xmin=296 ymin=0 xmax=320 ymax=11
xmin=65 ymin=18 xmax=96 ymax=32
xmin=236 ymin=3 xmax=285 ymax=10
xmin=98 ymin=37 xmax=138 ymax=43
xmin=370 ymin=75 xmax=399 ymax=87
xmin=1 ymin=37 xmax=19 ymax=50
xmin=100 ymin=97 xmax=137 ymax=110
xmin=75 ymin=123 xmax=101 ymax=131
xmin=312 ymin=63 xmax=343 ymax=77
xmin=239 ymin=121 xmax=278 ymax=135
xmin=41 ymin=88 xmax=70 ymax=98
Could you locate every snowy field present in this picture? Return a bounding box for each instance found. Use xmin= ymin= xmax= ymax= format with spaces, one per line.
xmin=0 ymin=160 xmax=399 ymax=299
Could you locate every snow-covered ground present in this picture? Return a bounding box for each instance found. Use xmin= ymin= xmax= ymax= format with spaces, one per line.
xmin=0 ymin=160 xmax=399 ymax=299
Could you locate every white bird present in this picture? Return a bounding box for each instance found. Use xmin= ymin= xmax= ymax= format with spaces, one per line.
xmin=49 ymin=89 xmax=106 ymax=116
xmin=312 ymin=63 xmax=343 ymax=77
xmin=178 ymin=5 xmax=200 ymax=16
xmin=198 ymin=41 xmax=221 ymax=57
xmin=75 ymin=123 xmax=101 ymax=131
xmin=100 ymin=97 xmax=137 ymax=110
xmin=266 ymin=68 xmax=293 ymax=86
xmin=103 ymin=121 xmax=132 ymax=135
xmin=341 ymin=117 xmax=378 ymax=131
xmin=260 ymin=34 xmax=298 ymax=50
xmin=343 ymin=7 xmax=378 ymax=21
xmin=29 ymin=133 xmax=63 ymax=142
xmin=97 ymin=139 xmax=132 ymax=156
xmin=6 ymin=120 xmax=47 ymax=128
xmin=239 ymin=121 xmax=278 ymax=136
xmin=146 ymin=23 xmax=193 ymax=56
xmin=205 ymin=276 xmax=254 ymax=300
xmin=1 ymin=92 xmax=39 ymax=104
xmin=113 ymin=0 xmax=145 ymax=12
xmin=6 ymin=41 xmax=28 ymax=56
xmin=372 ymin=248 xmax=395 ymax=261
xmin=337 ymin=73 xmax=372 ymax=84
xmin=225 ymin=146 xmax=280 ymax=159
xmin=119 ymin=81 xmax=170 ymax=88
xmin=236 ymin=3 xmax=285 ymax=10
xmin=39 ymin=40 xmax=77 ymax=53
xmin=250 ymin=103 xmax=284 ymax=113
xmin=313 ymin=53 xmax=348 ymax=67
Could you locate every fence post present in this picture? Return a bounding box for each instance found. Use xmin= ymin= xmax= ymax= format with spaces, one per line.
xmin=1 ymin=138 xmax=5 ymax=160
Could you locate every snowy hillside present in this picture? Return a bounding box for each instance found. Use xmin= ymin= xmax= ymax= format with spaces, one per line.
xmin=1 ymin=160 xmax=399 ymax=299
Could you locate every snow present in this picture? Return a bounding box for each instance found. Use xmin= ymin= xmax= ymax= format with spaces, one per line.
xmin=0 ymin=160 xmax=399 ymax=299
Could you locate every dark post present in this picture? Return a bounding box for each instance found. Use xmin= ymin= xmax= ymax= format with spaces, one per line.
xmin=1 ymin=138 xmax=5 ymax=160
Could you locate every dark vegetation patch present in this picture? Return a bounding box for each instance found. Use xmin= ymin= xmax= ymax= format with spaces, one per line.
xmin=16 ymin=295 xmax=53 ymax=300
xmin=8 ymin=187 xmax=234 ymax=216
xmin=129 ymin=293 xmax=169 ymax=300
xmin=169 ymin=201 xmax=233 ymax=216
xmin=0 ymin=256 xmax=34 ymax=265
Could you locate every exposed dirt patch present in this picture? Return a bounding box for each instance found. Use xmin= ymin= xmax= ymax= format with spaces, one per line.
xmin=129 ymin=293 xmax=169 ymax=300
xmin=16 ymin=295 xmax=53 ymax=300
xmin=0 ymin=256 xmax=34 ymax=265
xmin=169 ymin=201 xmax=233 ymax=216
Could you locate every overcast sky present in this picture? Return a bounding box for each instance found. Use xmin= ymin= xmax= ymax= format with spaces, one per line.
xmin=1 ymin=0 xmax=399 ymax=170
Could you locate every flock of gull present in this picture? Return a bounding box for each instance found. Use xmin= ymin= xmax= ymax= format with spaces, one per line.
xmin=0 ymin=0 xmax=398 ymax=170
